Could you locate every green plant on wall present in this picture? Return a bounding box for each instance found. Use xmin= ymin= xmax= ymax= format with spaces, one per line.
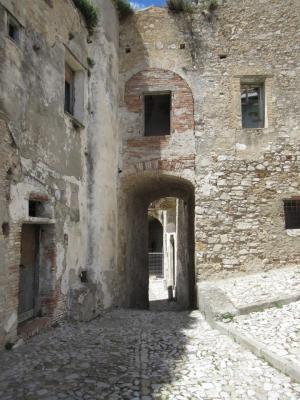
xmin=112 ymin=0 xmax=134 ymax=20
xmin=167 ymin=0 xmax=194 ymax=14
xmin=199 ymin=0 xmax=219 ymax=18
xmin=208 ymin=0 xmax=218 ymax=11
xmin=73 ymin=0 xmax=99 ymax=34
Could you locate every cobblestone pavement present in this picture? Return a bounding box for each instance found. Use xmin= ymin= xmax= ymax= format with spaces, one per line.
xmin=149 ymin=279 xmax=180 ymax=311
xmin=207 ymin=266 xmax=300 ymax=309
xmin=228 ymin=300 xmax=300 ymax=367
xmin=0 ymin=310 xmax=300 ymax=400
xmin=149 ymin=278 xmax=168 ymax=302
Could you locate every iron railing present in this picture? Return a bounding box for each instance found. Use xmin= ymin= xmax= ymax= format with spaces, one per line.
xmin=148 ymin=252 xmax=164 ymax=277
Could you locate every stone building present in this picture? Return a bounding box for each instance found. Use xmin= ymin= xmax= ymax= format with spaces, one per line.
xmin=0 ymin=0 xmax=299 ymax=347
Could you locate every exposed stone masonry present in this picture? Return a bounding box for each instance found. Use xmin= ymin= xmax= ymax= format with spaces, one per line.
xmin=196 ymin=140 xmax=300 ymax=279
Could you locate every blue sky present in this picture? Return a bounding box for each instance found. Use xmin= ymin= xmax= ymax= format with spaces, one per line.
xmin=130 ymin=0 xmax=165 ymax=9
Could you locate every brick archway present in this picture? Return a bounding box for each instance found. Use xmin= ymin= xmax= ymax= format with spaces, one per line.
xmin=125 ymin=68 xmax=194 ymax=135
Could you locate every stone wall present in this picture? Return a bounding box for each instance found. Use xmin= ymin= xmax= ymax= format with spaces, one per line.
xmin=119 ymin=0 xmax=300 ymax=289
xmin=193 ymin=0 xmax=300 ymax=279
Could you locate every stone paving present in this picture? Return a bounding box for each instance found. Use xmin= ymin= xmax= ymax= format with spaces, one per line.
xmin=149 ymin=278 xmax=168 ymax=302
xmin=205 ymin=266 xmax=300 ymax=310
xmin=149 ymin=278 xmax=180 ymax=311
xmin=0 ymin=310 xmax=300 ymax=399
xmin=228 ymin=300 xmax=300 ymax=368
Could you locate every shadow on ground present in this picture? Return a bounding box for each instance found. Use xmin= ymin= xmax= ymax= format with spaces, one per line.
xmin=0 ymin=310 xmax=197 ymax=400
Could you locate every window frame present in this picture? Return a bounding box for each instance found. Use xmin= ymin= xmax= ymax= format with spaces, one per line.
xmin=283 ymin=199 xmax=300 ymax=230
xmin=6 ymin=12 xmax=22 ymax=46
xmin=143 ymin=91 xmax=172 ymax=137
xmin=64 ymin=49 xmax=87 ymax=127
xmin=64 ymin=63 xmax=75 ymax=116
xmin=240 ymin=78 xmax=266 ymax=129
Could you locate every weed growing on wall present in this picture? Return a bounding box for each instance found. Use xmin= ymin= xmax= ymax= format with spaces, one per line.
xmin=112 ymin=0 xmax=134 ymax=19
xmin=73 ymin=0 xmax=99 ymax=34
xmin=167 ymin=0 xmax=194 ymax=14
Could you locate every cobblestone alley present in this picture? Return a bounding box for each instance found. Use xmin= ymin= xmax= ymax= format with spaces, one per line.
xmin=0 ymin=309 xmax=299 ymax=400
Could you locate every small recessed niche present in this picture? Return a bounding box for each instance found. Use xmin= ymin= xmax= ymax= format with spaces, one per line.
xmin=28 ymin=199 xmax=51 ymax=218
xmin=29 ymin=200 xmax=42 ymax=217
xmin=80 ymin=270 xmax=88 ymax=283
xmin=64 ymin=233 xmax=69 ymax=246
xmin=219 ymin=54 xmax=228 ymax=59
xmin=125 ymin=47 xmax=131 ymax=53
xmin=180 ymin=43 xmax=186 ymax=49
xmin=2 ymin=223 xmax=9 ymax=237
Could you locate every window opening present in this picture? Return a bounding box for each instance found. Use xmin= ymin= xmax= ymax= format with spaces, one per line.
xmin=241 ymin=83 xmax=265 ymax=128
xmin=144 ymin=93 xmax=171 ymax=136
xmin=29 ymin=200 xmax=44 ymax=218
xmin=283 ymin=199 xmax=300 ymax=229
xmin=7 ymin=15 xmax=21 ymax=44
xmin=65 ymin=63 xmax=75 ymax=115
xmin=2 ymin=223 xmax=9 ymax=237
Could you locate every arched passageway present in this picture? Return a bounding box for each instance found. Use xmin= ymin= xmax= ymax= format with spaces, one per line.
xmin=148 ymin=216 xmax=163 ymax=253
xmin=121 ymin=173 xmax=195 ymax=310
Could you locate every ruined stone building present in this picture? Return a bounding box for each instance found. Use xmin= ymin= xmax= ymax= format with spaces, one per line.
xmin=0 ymin=0 xmax=299 ymax=348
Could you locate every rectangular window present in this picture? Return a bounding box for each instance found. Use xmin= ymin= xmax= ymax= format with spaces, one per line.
xmin=7 ymin=14 xmax=21 ymax=45
xmin=241 ymin=83 xmax=265 ymax=128
xmin=64 ymin=63 xmax=75 ymax=115
xmin=144 ymin=93 xmax=171 ymax=136
xmin=29 ymin=200 xmax=44 ymax=218
xmin=283 ymin=199 xmax=300 ymax=229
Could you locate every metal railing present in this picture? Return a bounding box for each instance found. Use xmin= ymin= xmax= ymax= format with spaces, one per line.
xmin=148 ymin=252 xmax=164 ymax=277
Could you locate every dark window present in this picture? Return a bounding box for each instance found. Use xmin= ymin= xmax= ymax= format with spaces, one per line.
xmin=241 ymin=83 xmax=265 ymax=128
xmin=7 ymin=16 xmax=20 ymax=44
xmin=144 ymin=93 xmax=171 ymax=136
xmin=283 ymin=199 xmax=300 ymax=229
xmin=65 ymin=64 xmax=74 ymax=115
xmin=29 ymin=200 xmax=43 ymax=218
xmin=2 ymin=223 xmax=9 ymax=237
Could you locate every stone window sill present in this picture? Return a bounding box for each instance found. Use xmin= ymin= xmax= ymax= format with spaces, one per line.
xmin=64 ymin=112 xmax=85 ymax=130
xmin=241 ymin=128 xmax=266 ymax=131
xmin=23 ymin=217 xmax=56 ymax=225
xmin=286 ymin=229 xmax=300 ymax=237
xmin=127 ymin=135 xmax=170 ymax=145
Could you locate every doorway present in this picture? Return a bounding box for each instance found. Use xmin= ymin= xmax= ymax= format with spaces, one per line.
xmin=18 ymin=224 xmax=40 ymax=323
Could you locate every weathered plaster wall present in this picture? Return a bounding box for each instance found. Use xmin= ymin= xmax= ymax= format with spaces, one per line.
xmin=0 ymin=0 xmax=120 ymax=345
xmin=82 ymin=0 xmax=120 ymax=316
xmin=0 ymin=0 xmax=91 ymax=345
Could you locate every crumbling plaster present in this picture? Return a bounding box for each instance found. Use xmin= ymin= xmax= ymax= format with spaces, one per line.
xmin=0 ymin=0 xmax=120 ymax=345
